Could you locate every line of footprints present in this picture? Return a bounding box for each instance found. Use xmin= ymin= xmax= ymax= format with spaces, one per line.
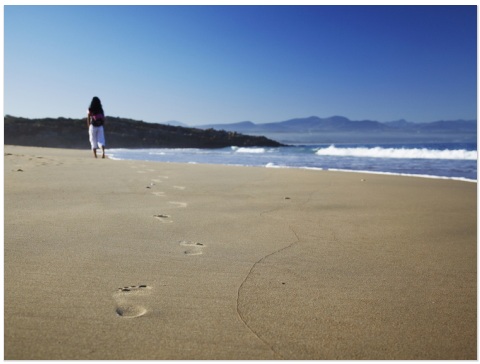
xmin=143 ymin=173 xmax=205 ymax=256
xmin=114 ymin=169 xmax=205 ymax=318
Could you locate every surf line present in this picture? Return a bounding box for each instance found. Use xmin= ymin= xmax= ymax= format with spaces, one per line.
xmin=235 ymin=224 xmax=301 ymax=360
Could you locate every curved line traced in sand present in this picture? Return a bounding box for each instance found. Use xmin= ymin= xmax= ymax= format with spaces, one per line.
xmin=235 ymin=225 xmax=301 ymax=359
xmin=113 ymin=285 xmax=151 ymax=318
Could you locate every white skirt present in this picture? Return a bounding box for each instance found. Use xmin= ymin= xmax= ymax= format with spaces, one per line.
xmin=89 ymin=125 xmax=105 ymax=149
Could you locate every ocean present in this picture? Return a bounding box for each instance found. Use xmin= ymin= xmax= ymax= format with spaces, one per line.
xmin=107 ymin=142 xmax=477 ymax=182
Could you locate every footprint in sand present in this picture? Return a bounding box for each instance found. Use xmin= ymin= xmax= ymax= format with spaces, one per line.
xmin=154 ymin=214 xmax=172 ymax=223
xmin=169 ymin=201 xmax=187 ymax=208
xmin=173 ymin=186 xmax=186 ymax=190
xmin=180 ymin=241 xmax=205 ymax=256
xmin=113 ymin=285 xmax=151 ymax=318
xmin=152 ymin=191 xmax=166 ymax=197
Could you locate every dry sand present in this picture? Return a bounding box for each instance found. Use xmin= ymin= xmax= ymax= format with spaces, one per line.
xmin=4 ymin=145 xmax=477 ymax=360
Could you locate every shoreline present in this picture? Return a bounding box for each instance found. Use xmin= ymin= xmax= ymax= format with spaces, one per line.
xmin=107 ymin=156 xmax=478 ymax=184
xmin=105 ymin=143 xmax=477 ymax=183
xmin=4 ymin=145 xmax=477 ymax=360
xmin=324 ymin=167 xmax=477 ymax=183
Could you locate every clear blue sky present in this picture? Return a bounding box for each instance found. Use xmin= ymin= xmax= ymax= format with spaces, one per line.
xmin=4 ymin=5 xmax=477 ymax=125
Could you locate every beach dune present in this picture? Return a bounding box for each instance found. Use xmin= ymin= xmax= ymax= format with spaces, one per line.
xmin=4 ymin=146 xmax=476 ymax=360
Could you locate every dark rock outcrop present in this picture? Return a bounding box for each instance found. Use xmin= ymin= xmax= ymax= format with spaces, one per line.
xmin=4 ymin=116 xmax=284 ymax=149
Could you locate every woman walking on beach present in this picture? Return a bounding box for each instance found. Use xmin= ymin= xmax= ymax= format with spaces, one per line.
xmin=87 ymin=96 xmax=106 ymax=158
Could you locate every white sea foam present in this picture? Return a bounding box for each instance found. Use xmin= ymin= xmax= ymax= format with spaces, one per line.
xmin=315 ymin=145 xmax=477 ymax=160
xmin=233 ymin=147 xmax=266 ymax=154
xmin=265 ymin=162 xmax=286 ymax=168
xmin=327 ymin=168 xmax=477 ymax=183
xmin=149 ymin=151 xmax=166 ymax=155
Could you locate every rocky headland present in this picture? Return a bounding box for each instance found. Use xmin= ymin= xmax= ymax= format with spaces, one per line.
xmin=4 ymin=116 xmax=284 ymax=149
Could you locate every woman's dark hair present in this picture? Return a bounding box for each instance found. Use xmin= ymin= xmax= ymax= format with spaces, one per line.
xmin=89 ymin=96 xmax=104 ymax=115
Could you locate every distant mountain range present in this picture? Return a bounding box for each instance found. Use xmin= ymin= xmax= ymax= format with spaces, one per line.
xmin=194 ymin=116 xmax=477 ymax=143
xmin=197 ymin=116 xmax=476 ymax=134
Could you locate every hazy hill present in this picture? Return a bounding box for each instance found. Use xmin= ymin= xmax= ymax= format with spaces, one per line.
xmin=4 ymin=116 xmax=284 ymax=149
xmin=197 ymin=116 xmax=477 ymax=143
xmin=199 ymin=115 xmax=476 ymax=133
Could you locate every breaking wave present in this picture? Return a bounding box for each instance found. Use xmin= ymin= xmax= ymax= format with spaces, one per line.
xmin=232 ymin=147 xmax=266 ymax=153
xmin=315 ymin=145 xmax=477 ymax=160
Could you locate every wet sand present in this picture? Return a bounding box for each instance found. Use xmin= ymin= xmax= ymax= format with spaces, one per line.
xmin=4 ymin=145 xmax=477 ymax=359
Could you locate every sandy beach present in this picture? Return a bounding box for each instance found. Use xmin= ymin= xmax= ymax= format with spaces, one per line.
xmin=4 ymin=145 xmax=476 ymax=360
